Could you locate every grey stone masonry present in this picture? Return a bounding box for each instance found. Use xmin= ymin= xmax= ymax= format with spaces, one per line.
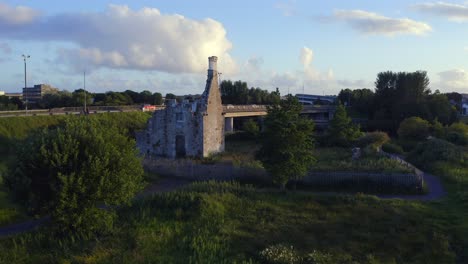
xmin=137 ymin=56 xmax=224 ymax=158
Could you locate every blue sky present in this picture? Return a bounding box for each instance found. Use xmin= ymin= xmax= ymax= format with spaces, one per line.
xmin=0 ymin=0 xmax=467 ymax=95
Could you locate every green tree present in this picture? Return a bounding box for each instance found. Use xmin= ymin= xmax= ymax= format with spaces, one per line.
xmin=243 ymin=118 xmax=260 ymax=138
xmin=72 ymin=89 xmax=93 ymax=107
xmin=140 ymin=90 xmax=153 ymax=104
xmin=153 ymin=92 xmax=163 ymax=105
xmin=258 ymin=95 xmax=315 ymax=189
xmin=165 ymin=93 xmax=177 ymax=100
xmin=397 ymin=117 xmax=431 ymax=141
xmin=446 ymin=122 xmax=468 ymax=145
xmin=6 ymin=117 xmax=144 ymax=235
xmin=326 ymin=104 xmax=363 ymax=147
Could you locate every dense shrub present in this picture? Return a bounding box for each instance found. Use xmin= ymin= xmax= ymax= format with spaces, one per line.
xmin=446 ymin=122 xmax=468 ymax=146
xmin=243 ymin=118 xmax=260 ymax=138
xmin=5 ymin=116 xmax=144 ymax=235
xmin=397 ymin=117 xmax=430 ymax=141
xmin=431 ymin=119 xmax=445 ymax=139
xmin=407 ymin=139 xmax=464 ymax=170
xmin=357 ymin=131 xmax=390 ymax=150
xmin=382 ymin=142 xmax=404 ymax=155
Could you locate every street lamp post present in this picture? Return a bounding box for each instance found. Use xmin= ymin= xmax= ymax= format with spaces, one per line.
xmin=22 ymin=54 xmax=30 ymax=113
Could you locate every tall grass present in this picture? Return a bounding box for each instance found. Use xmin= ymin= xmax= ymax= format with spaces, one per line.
xmin=0 ymin=182 xmax=459 ymax=263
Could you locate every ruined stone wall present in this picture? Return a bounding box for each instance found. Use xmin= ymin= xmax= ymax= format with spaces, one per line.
xmin=137 ymin=56 xmax=224 ymax=159
xmin=201 ymin=67 xmax=225 ymax=156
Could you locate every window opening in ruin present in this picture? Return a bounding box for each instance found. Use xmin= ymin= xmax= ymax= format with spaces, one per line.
xmin=175 ymin=135 xmax=186 ymax=157
xmin=176 ymin=112 xmax=183 ymax=122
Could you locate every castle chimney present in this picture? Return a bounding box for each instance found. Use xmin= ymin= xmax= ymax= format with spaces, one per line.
xmin=208 ymin=56 xmax=218 ymax=72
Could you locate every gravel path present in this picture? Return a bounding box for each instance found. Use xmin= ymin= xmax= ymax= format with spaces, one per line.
xmin=378 ymin=173 xmax=446 ymax=201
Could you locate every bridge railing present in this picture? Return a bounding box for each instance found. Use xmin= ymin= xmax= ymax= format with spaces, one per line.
xmin=222 ymin=104 xmax=268 ymax=113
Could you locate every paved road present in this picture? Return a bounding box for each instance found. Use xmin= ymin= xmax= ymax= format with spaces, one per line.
xmin=0 ymin=172 xmax=446 ymax=238
xmin=378 ymin=173 xmax=446 ymax=201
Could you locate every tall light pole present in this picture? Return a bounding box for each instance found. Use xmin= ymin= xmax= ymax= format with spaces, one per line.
xmin=83 ymin=70 xmax=87 ymax=114
xmin=22 ymin=54 xmax=30 ymax=113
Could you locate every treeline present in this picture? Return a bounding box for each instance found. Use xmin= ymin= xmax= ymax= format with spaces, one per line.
xmin=0 ymin=96 xmax=24 ymax=111
xmin=40 ymin=90 xmax=165 ymax=108
xmin=0 ymin=90 xmax=166 ymax=110
xmin=221 ymin=80 xmax=281 ymax=105
xmin=0 ymin=112 xmax=151 ymax=156
xmin=338 ymin=71 xmax=461 ymax=132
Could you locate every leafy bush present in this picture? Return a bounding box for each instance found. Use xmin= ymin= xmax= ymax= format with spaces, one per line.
xmin=259 ymin=244 xmax=302 ymax=264
xmin=397 ymin=117 xmax=430 ymax=141
xmin=243 ymin=118 xmax=260 ymax=138
xmin=357 ymin=131 xmax=390 ymax=150
xmin=446 ymin=122 xmax=468 ymax=146
xmin=5 ymin=116 xmax=144 ymax=235
xmin=431 ymin=118 xmax=445 ymax=139
xmin=382 ymin=142 xmax=404 ymax=155
xmin=407 ymin=139 xmax=464 ymax=170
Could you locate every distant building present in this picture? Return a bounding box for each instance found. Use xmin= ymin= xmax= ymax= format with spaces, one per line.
xmin=23 ymin=84 xmax=58 ymax=105
xmin=137 ymin=56 xmax=224 ymax=158
xmin=462 ymin=94 xmax=468 ymax=116
xmin=5 ymin=93 xmax=23 ymax=99
xmin=0 ymin=91 xmax=4 ymax=96
xmin=295 ymin=94 xmax=337 ymax=105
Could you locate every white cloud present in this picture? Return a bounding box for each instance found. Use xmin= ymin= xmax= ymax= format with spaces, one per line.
xmin=274 ymin=0 xmax=296 ymax=17
xmin=0 ymin=3 xmax=39 ymax=25
xmin=245 ymin=56 xmax=264 ymax=72
xmin=337 ymin=79 xmax=373 ymax=88
xmin=437 ymin=69 xmax=468 ymax=92
xmin=330 ymin=9 xmax=432 ymax=36
xmin=300 ymin=46 xmax=313 ymax=68
xmin=0 ymin=42 xmax=11 ymax=54
xmin=0 ymin=4 xmax=237 ymax=74
xmin=414 ymin=2 xmax=468 ymax=22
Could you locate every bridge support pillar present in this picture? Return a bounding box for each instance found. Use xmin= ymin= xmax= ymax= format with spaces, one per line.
xmin=225 ymin=117 xmax=234 ymax=133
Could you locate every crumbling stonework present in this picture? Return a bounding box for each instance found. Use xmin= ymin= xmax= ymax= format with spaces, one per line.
xmin=137 ymin=56 xmax=224 ymax=158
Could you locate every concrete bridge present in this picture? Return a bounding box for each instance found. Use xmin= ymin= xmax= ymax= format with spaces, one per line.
xmin=222 ymin=104 xmax=336 ymax=132
xmin=0 ymin=104 xmax=335 ymax=130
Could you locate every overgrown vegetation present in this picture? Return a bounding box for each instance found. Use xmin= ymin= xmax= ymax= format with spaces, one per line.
xmin=5 ymin=117 xmax=145 ymax=235
xmin=0 ymin=112 xmax=150 ymax=228
xmin=313 ymin=148 xmax=412 ymax=173
xmin=0 ymin=181 xmax=459 ymax=263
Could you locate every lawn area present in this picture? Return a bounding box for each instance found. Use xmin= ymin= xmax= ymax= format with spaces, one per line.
xmin=0 ymin=181 xmax=459 ymax=263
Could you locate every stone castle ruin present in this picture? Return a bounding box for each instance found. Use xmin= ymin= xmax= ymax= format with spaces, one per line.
xmin=138 ymin=56 xmax=225 ymax=158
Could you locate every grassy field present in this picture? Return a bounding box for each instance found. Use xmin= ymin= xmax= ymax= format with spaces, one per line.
xmin=0 ymin=181 xmax=461 ymax=263
xmin=1 ymin=122 xmax=467 ymax=263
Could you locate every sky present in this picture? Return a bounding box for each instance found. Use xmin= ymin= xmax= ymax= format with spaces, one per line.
xmin=0 ymin=0 xmax=467 ymax=95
